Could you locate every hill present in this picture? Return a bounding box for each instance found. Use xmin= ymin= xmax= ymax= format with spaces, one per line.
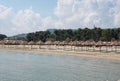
xmin=8 ymin=34 xmax=27 ymax=40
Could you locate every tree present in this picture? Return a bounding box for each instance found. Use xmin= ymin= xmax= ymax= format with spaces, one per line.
xmin=0 ymin=34 xmax=7 ymax=40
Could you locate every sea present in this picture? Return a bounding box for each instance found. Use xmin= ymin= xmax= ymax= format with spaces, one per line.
xmin=0 ymin=51 xmax=120 ymax=81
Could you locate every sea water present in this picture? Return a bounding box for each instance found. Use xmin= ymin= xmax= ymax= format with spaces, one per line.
xmin=0 ymin=51 xmax=120 ymax=81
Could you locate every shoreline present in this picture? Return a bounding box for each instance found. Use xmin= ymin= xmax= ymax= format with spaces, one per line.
xmin=0 ymin=47 xmax=120 ymax=61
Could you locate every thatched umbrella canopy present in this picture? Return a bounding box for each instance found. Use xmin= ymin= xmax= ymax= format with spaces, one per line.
xmin=88 ymin=41 xmax=96 ymax=51
xmin=0 ymin=41 xmax=4 ymax=45
xmin=3 ymin=40 xmax=13 ymax=48
xmin=78 ymin=41 xmax=84 ymax=46
xmin=45 ymin=41 xmax=53 ymax=45
xmin=28 ymin=41 xmax=35 ymax=45
xmin=96 ymin=41 xmax=103 ymax=47
xmin=84 ymin=41 xmax=91 ymax=51
xmin=84 ymin=40 xmax=96 ymax=51
xmin=0 ymin=41 xmax=5 ymax=48
xmin=53 ymin=41 xmax=60 ymax=45
xmin=36 ymin=41 xmax=43 ymax=45
xmin=44 ymin=41 xmax=53 ymax=49
xmin=101 ymin=41 xmax=109 ymax=52
xmin=60 ymin=41 xmax=68 ymax=46
xmin=79 ymin=41 xmax=90 ymax=51
xmin=111 ymin=40 xmax=119 ymax=52
xmin=112 ymin=40 xmax=118 ymax=46
xmin=53 ymin=41 xmax=60 ymax=49
xmin=89 ymin=41 xmax=96 ymax=46
xmin=72 ymin=41 xmax=79 ymax=50
xmin=68 ymin=41 xmax=74 ymax=46
xmin=10 ymin=40 xmax=20 ymax=48
xmin=19 ymin=41 xmax=28 ymax=48
xmin=20 ymin=41 xmax=28 ymax=45
xmin=96 ymin=41 xmax=103 ymax=51
xmin=84 ymin=41 xmax=90 ymax=46
xmin=28 ymin=41 xmax=35 ymax=49
xmin=68 ymin=41 xmax=74 ymax=50
xmin=36 ymin=41 xmax=44 ymax=49
xmin=5 ymin=40 xmax=13 ymax=45
xmin=59 ymin=41 xmax=68 ymax=50
xmin=78 ymin=41 xmax=85 ymax=50
xmin=12 ymin=41 xmax=20 ymax=45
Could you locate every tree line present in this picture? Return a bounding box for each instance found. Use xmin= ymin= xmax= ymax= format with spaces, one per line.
xmin=26 ymin=27 xmax=120 ymax=42
xmin=0 ymin=34 xmax=7 ymax=40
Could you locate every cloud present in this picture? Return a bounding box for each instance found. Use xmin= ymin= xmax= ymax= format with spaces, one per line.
xmin=0 ymin=0 xmax=120 ymax=36
xmin=12 ymin=8 xmax=42 ymax=34
xmin=114 ymin=0 xmax=120 ymax=27
xmin=0 ymin=5 xmax=14 ymax=35
xmin=0 ymin=5 xmax=13 ymax=20
xmin=42 ymin=16 xmax=55 ymax=30
xmin=0 ymin=5 xmax=43 ymax=36
xmin=54 ymin=0 xmax=118 ymax=28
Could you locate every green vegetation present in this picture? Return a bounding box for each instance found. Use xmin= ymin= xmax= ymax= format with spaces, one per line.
xmin=26 ymin=27 xmax=120 ymax=42
xmin=0 ymin=34 xmax=7 ymax=40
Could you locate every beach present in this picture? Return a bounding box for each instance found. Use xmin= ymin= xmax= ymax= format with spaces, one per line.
xmin=0 ymin=45 xmax=120 ymax=61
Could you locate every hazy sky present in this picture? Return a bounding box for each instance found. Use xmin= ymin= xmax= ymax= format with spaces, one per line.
xmin=0 ymin=0 xmax=120 ymax=36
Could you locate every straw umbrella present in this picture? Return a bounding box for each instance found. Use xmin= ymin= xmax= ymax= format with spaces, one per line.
xmin=72 ymin=40 xmax=79 ymax=51
xmin=20 ymin=41 xmax=28 ymax=49
xmin=78 ymin=41 xmax=84 ymax=51
xmin=0 ymin=40 xmax=4 ymax=48
xmin=12 ymin=40 xmax=20 ymax=48
xmin=96 ymin=41 xmax=103 ymax=52
xmin=111 ymin=40 xmax=119 ymax=52
xmin=68 ymin=41 xmax=74 ymax=50
xmin=84 ymin=41 xmax=90 ymax=51
xmin=4 ymin=40 xmax=13 ymax=48
xmin=59 ymin=41 xmax=68 ymax=50
xmin=36 ymin=41 xmax=43 ymax=49
xmin=28 ymin=41 xmax=35 ymax=49
xmin=104 ymin=42 xmax=111 ymax=52
xmin=90 ymin=41 xmax=96 ymax=51
xmin=45 ymin=41 xmax=53 ymax=49
xmin=53 ymin=41 xmax=60 ymax=49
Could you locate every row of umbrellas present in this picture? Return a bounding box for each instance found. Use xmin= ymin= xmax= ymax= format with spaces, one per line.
xmin=0 ymin=40 xmax=120 ymax=47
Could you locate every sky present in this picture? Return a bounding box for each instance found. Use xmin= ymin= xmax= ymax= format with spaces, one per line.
xmin=0 ymin=0 xmax=120 ymax=36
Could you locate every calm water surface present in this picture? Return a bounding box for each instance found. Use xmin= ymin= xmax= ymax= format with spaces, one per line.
xmin=0 ymin=51 xmax=120 ymax=81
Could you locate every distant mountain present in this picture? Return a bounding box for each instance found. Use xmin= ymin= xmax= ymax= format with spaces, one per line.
xmin=8 ymin=34 xmax=27 ymax=40
xmin=47 ymin=29 xmax=56 ymax=34
xmin=13 ymin=34 xmax=27 ymax=38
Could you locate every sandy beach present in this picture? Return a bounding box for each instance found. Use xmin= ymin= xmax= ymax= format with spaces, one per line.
xmin=0 ymin=45 xmax=120 ymax=61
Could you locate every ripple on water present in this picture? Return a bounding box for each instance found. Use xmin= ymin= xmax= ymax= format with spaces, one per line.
xmin=0 ymin=51 xmax=120 ymax=81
